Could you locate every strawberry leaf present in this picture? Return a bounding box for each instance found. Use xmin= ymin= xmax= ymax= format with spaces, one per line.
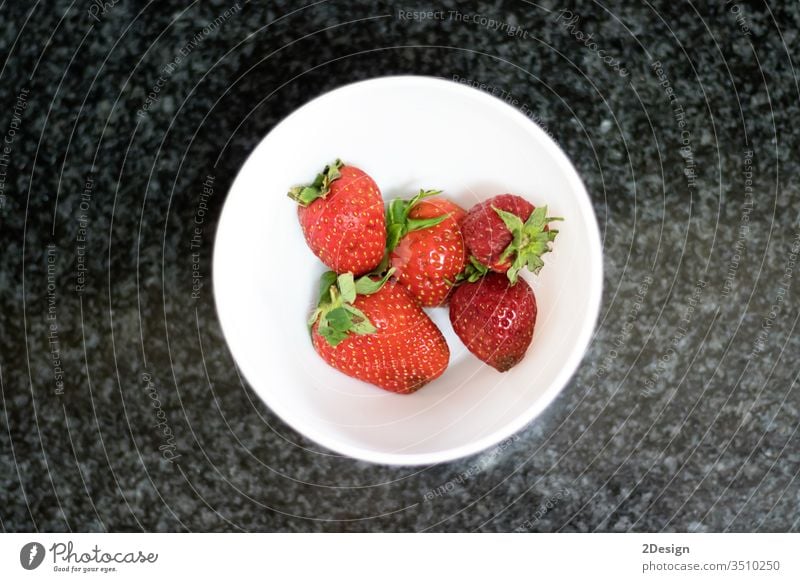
xmin=354 ymin=268 xmax=395 ymax=295
xmin=388 ymin=198 xmax=407 ymax=225
xmin=287 ymin=159 xmax=344 ymax=206
xmin=524 ymin=206 xmax=548 ymax=231
xmin=526 ymin=253 xmax=544 ymax=273
xmin=326 ymin=307 xmax=352 ymax=332
xmin=350 ymin=320 xmax=377 ymax=335
xmin=456 ymin=255 xmax=491 ymax=283
xmin=307 ymin=307 xmax=322 ymax=328
xmin=386 ymin=224 xmax=405 ymax=254
xmin=318 ymin=323 xmax=348 ymax=347
xmin=406 ymin=188 xmax=442 ymax=209
xmin=372 ymin=251 xmax=391 ymax=277
xmin=309 ymin=269 xmax=391 ymax=347
xmin=493 ymin=204 xmax=563 ymax=284
xmin=317 ymin=271 xmax=338 ymax=303
xmin=506 ymin=254 xmax=527 ymax=285
xmin=493 ymin=206 xmax=525 ymax=233
xmin=407 ymin=215 xmax=447 ymax=232
xmin=385 ymin=189 xmax=444 ymax=252
xmin=337 ymin=273 xmax=357 ymax=304
xmin=288 ymin=185 xmax=322 ymax=205
xmin=343 ymin=304 xmax=377 ymax=335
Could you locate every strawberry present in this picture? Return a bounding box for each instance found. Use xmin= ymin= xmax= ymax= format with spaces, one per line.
xmin=449 ymin=272 xmax=537 ymax=372
xmin=461 ymin=194 xmax=561 ymax=283
xmin=309 ymin=269 xmax=449 ymax=393
xmin=387 ymin=190 xmax=467 ymax=307
xmin=288 ymin=159 xmax=385 ymax=276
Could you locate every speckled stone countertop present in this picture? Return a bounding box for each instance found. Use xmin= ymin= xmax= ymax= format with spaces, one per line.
xmin=1 ymin=0 xmax=799 ymax=532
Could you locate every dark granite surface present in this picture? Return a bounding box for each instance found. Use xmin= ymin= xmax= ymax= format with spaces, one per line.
xmin=1 ymin=0 xmax=799 ymax=532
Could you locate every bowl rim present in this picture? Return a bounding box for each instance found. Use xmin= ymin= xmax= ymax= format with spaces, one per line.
xmin=213 ymin=74 xmax=603 ymax=466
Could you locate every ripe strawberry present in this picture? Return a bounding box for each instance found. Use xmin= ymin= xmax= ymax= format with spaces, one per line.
xmin=461 ymin=194 xmax=561 ymax=283
xmin=449 ymin=272 xmax=537 ymax=372
xmin=387 ymin=190 xmax=467 ymax=307
xmin=309 ymin=270 xmax=449 ymax=393
xmin=288 ymin=159 xmax=385 ymax=276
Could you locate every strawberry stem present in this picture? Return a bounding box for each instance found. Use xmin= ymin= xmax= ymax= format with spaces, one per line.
xmin=287 ymin=159 xmax=344 ymax=206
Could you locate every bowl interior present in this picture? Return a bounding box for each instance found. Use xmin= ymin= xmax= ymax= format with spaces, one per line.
xmin=213 ymin=76 xmax=602 ymax=464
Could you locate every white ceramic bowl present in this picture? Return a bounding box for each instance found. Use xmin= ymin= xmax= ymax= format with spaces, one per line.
xmin=213 ymin=76 xmax=602 ymax=465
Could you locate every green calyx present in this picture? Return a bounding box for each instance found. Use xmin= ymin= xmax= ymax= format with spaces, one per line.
xmin=494 ymin=205 xmax=563 ymax=284
xmin=457 ymin=256 xmax=491 ymax=283
xmin=385 ymin=189 xmax=447 ymax=252
xmin=287 ymin=159 xmax=344 ymax=206
xmin=308 ymin=268 xmax=395 ymax=347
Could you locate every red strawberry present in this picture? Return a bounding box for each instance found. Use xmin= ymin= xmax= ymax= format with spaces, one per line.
xmin=449 ymin=272 xmax=537 ymax=372
xmin=387 ymin=190 xmax=467 ymax=307
xmin=288 ymin=159 xmax=385 ymax=276
xmin=309 ymin=270 xmax=449 ymax=393
xmin=461 ymin=194 xmax=561 ymax=283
